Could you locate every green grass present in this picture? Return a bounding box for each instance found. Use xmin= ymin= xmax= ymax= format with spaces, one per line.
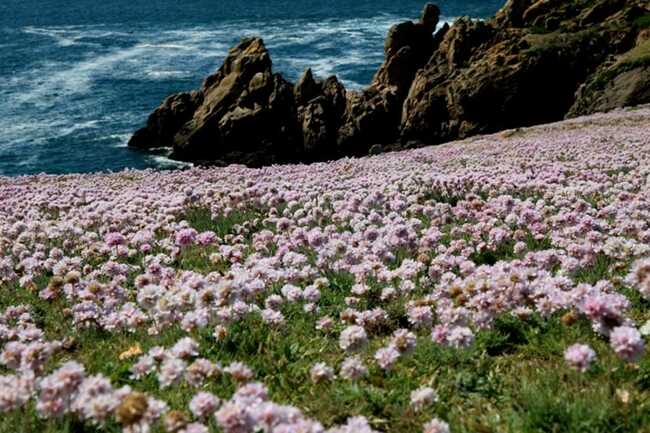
xmin=634 ymin=13 xmax=650 ymax=29
xmin=618 ymin=40 xmax=650 ymax=68
xmin=584 ymin=40 xmax=650 ymax=92
xmin=3 ymin=269 xmax=650 ymax=433
xmin=183 ymin=206 xmax=263 ymax=239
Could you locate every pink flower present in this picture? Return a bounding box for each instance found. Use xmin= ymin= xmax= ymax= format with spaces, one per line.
xmin=180 ymin=423 xmax=210 ymax=433
xmin=104 ymin=232 xmax=126 ymax=247
xmin=374 ymin=346 xmax=400 ymax=370
xmin=431 ymin=325 xmax=449 ymax=345
xmin=189 ymin=392 xmax=220 ymax=419
xmin=197 ymin=231 xmax=218 ymax=246
xmin=329 ymin=416 xmax=378 ymax=433
xmin=176 ymin=228 xmax=198 ymax=247
xmin=310 ymin=362 xmax=334 ymax=383
xmin=339 ymin=325 xmax=368 ymax=352
xmin=410 ymin=386 xmax=438 ymax=411
xmin=564 ymin=344 xmax=596 ymax=372
xmin=171 ymin=337 xmax=200 ymax=359
xmin=339 ymin=356 xmax=367 ymax=380
xmin=407 ymin=306 xmax=433 ymax=328
xmin=447 ymin=326 xmax=475 ymax=349
xmin=158 ymin=358 xmax=187 ymax=388
xmin=391 ymin=329 xmax=417 ymax=354
xmin=224 ymin=362 xmax=253 ymax=382
xmin=610 ymin=326 xmax=645 ymax=362
xmin=214 ymin=401 xmax=255 ymax=433
xmin=423 ymin=418 xmax=450 ymax=433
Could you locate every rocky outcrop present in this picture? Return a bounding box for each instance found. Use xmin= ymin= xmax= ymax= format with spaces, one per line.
xmin=400 ymin=0 xmax=649 ymax=145
xmin=568 ymin=65 xmax=650 ymax=117
xmin=336 ymin=4 xmax=446 ymax=154
xmin=129 ymin=38 xmax=349 ymax=166
xmin=568 ymin=33 xmax=650 ymax=117
xmin=129 ymin=91 xmax=203 ymax=150
xmin=170 ymin=38 xmax=302 ymax=165
xmin=130 ymin=1 xmax=650 ymax=165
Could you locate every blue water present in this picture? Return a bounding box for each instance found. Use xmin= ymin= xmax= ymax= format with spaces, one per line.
xmin=0 ymin=0 xmax=502 ymax=176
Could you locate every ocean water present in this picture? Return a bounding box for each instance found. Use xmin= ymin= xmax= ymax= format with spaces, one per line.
xmin=0 ymin=0 xmax=502 ymax=176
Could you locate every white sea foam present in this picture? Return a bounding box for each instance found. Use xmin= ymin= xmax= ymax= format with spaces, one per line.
xmin=57 ymin=120 xmax=100 ymax=136
xmin=23 ymin=26 xmax=91 ymax=47
xmin=11 ymin=16 xmax=396 ymax=108
xmin=106 ymin=133 xmax=133 ymax=148
xmin=146 ymin=154 xmax=193 ymax=169
xmin=135 ymin=43 xmax=195 ymax=50
xmin=144 ymin=69 xmax=192 ymax=79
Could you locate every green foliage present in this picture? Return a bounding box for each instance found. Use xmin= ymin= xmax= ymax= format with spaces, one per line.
xmin=634 ymin=13 xmax=650 ymax=29
xmin=183 ymin=206 xmax=261 ymax=239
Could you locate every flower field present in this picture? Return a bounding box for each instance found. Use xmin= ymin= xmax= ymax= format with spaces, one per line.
xmin=2 ymin=106 xmax=650 ymax=433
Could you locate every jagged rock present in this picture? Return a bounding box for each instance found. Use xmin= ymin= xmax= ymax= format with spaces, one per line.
xmin=130 ymin=1 xmax=650 ymax=166
xmin=292 ymin=69 xmax=348 ymax=159
xmin=336 ymin=3 xmax=444 ymax=153
xmin=294 ymin=68 xmax=322 ymax=106
xmin=172 ymin=38 xmax=288 ymax=162
xmin=494 ymin=0 xmax=535 ymax=27
xmin=321 ymin=76 xmax=347 ymax=120
xmin=129 ymin=91 xmax=203 ymax=149
xmin=130 ymin=36 xmax=349 ymax=164
xmin=385 ymin=4 xmax=439 ymax=58
xmin=401 ymin=0 xmax=646 ymax=145
xmin=440 ymin=17 xmax=493 ymax=68
xmin=336 ymin=86 xmax=405 ymax=155
xmin=151 ymin=38 xmax=301 ymax=165
xmin=580 ymin=0 xmax=625 ymax=25
xmin=638 ymin=29 xmax=650 ymax=45
xmin=569 ymin=65 xmax=650 ymax=117
xmin=299 ymin=97 xmax=330 ymax=156
xmin=568 ymin=34 xmax=650 ymax=117
xmin=522 ymin=0 xmax=563 ymax=27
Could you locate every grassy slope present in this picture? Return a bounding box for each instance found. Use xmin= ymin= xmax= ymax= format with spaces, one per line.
xmin=2 ymin=197 xmax=650 ymax=433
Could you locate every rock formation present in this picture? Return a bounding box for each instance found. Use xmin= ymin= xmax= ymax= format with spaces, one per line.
xmin=400 ymin=0 xmax=649 ymax=145
xmin=129 ymin=1 xmax=650 ymax=165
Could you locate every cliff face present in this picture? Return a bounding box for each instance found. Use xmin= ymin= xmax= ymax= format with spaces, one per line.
xmin=129 ymin=1 xmax=650 ymax=166
xmin=401 ymin=0 xmax=650 ymax=145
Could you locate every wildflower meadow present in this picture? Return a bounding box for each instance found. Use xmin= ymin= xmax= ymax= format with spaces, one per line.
xmin=2 ymin=106 xmax=650 ymax=432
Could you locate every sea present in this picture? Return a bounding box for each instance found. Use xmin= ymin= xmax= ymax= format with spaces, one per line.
xmin=0 ymin=0 xmax=503 ymax=176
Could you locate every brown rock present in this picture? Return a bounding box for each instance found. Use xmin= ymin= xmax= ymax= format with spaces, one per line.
xmin=294 ymin=68 xmax=322 ymax=106
xmin=580 ymin=0 xmax=625 ymax=25
xmin=569 ymin=65 xmax=650 ymax=117
xmin=299 ymin=97 xmax=330 ymax=156
xmin=128 ymin=91 xmax=202 ymax=149
xmin=400 ymin=1 xmax=643 ymax=146
xmin=638 ymin=28 xmax=650 ymax=46
xmin=337 ymin=4 xmax=446 ymax=153
xmin=384 ymin=3 xmax=440 ymax=62
xmin=522 ymin=0 xmax=563 ymax=27
xmin=494 ymin=0 xmax=536 ymax=27
xmin=170 ymin=38 xmax=301 ymax=164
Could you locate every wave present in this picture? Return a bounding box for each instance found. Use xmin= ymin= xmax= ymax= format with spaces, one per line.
xmin=22 ymin=26 xmax=93 ymax=47
xmin=146 ymin=154 xmax=193 ymax=169
xmin=105 ymin=133 xmax=133 ymax=148
xmin=135 ymin=43 xmax=195 ymax=50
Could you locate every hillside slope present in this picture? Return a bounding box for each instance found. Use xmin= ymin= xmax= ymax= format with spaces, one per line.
xmin=2 ymin=106 xmax=650 ymax=432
